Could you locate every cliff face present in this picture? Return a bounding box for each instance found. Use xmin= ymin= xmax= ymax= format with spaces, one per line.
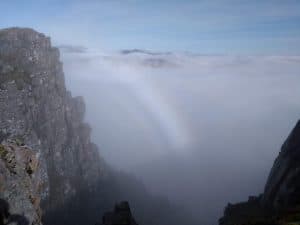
xmin=219 ymin=121 xmax=300 ymax=225
xmin=0 ymin=28 xmax=106 ymax=212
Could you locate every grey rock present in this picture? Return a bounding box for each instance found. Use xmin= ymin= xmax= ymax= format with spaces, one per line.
xmin=0 ymin=27 xmax=106 ymax=213
xmin=0 ymin=141 xmax=43 ymax=225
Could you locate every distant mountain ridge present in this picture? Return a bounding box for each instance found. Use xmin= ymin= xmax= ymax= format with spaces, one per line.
xmin=120 ymin=49 xmax=172 ymax=56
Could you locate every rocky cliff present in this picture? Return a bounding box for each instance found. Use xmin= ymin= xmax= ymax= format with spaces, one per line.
xmin=0 ymin=27 xmax=107 ymax=221
xmin=219 ymin=121 xmax=300 ymax=225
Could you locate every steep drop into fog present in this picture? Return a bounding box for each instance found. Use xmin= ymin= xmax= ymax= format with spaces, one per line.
xmin=61 ymin=49 xmax=300 ymax=224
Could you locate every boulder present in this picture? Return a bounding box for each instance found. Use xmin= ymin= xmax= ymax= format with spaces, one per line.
xmin=101 ymin=202 xmax=138 ymax=225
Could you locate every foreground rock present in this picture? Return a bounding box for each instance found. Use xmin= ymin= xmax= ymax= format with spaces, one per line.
xmin=0 ymin=141 xmax=43 ymax=225
xmin=219 ymin=121 xmax=300 ymax=225
xmin=100 ymin=201 xmax=138 ymax=225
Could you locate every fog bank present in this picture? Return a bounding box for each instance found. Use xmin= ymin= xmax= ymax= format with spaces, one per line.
xmin=61 ymin=49 xmax=300 ymax=224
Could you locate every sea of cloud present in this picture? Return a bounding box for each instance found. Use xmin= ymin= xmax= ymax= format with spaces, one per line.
xmin=60 ymin=48 xmax=300 ymax=224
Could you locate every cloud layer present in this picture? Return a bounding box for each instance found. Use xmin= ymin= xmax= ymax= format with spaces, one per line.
xmin=60 ymin=47 xmax=300 ymax=164
xmin=60 ymin=48 xmax=300 ymax=224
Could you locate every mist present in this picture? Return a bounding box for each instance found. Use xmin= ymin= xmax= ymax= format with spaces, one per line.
xmin=60 ymin=49 xmax=300 ymax=224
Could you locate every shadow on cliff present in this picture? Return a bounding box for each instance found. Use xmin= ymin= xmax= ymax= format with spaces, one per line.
xmin=0 ymin=199 xmax=29 ymax=225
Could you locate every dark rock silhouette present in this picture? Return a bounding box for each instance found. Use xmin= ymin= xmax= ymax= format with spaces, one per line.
xmin=219 ymin=120 xmax=300 ymax=225
xmin=0 ymin=199 xmax=9 ymax=225
xmin=263 ymin=120 xmax=300 ymax=210
xmin=0 ymin=199 xmax=29 ymax=225
xmin=101 ymin=202 xmax=138 ymax=225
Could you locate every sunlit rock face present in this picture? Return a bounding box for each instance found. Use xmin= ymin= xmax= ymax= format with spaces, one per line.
xmin=219 ymin=120 xmax=300 ymax=225
xmin=0 ymin=27 xmax=106 ymax=211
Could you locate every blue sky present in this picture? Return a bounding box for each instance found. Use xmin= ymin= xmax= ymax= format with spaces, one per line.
xmin=1 ymin=0 xmax=300 ymax=54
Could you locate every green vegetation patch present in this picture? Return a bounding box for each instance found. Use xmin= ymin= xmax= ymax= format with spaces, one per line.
xmin=0 ymin=144 xmax=8 ymax=159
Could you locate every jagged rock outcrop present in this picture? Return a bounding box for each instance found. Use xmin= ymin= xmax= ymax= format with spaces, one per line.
xmin=100 ymin=201 xmax=138 ymax=225
xmin=219 ymin=121 xmax=300 ymax=225
xmin=0 ymin=141 xmax=43 ymax=225
xmin=0 ymin=27 xmax=106 ymax=215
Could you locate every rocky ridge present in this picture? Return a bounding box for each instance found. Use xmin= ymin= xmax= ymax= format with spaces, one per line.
xmin=219 ymin=121 xmax=300 ymax=225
